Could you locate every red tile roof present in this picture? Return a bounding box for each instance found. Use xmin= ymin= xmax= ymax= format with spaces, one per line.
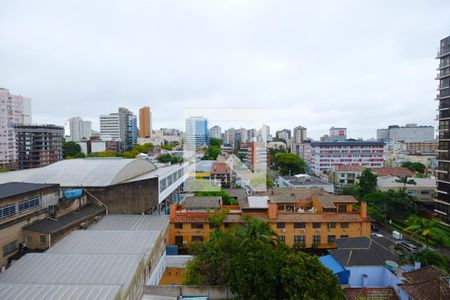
xmin=335 ymin=166 xmax=413 ymax=177
xmin=399 ymin=265 xmax=450 ymax=300
xmin=343 ymin=287 xmax=399 ymax=300
xmin=211 ymin=162 xmax=231 ymax=174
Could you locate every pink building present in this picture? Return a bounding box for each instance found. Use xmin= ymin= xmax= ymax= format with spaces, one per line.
xmin=0 ymin=88 xmax=31 ymax=167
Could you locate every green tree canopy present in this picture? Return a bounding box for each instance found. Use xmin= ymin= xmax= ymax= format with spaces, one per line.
xmin=62 ymin=141 xmax=81 ymax=158
xmin=185 ymin=218 xmax=343 ymax=299
xmin=355 ymin=169 xmax=377 ymax=198
xmin=402 ymin=161 xmax=426 ymax=174
xmin=209 ymin=137 xmax=223 ymax=147
xmin=202 ymin=146 xmax=221 ymax=160
xmin=157 ymin=153 xmax=183 ymax=164
xmin=272 ymin=153 xmax=306 ymax=176
xmin=405 ymin=216 xmax=450 ymax=247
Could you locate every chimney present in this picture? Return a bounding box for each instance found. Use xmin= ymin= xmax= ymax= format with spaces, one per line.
xmin=169 ymin=203 xmax=178 ymax=222
xmin=360 ymin=201 xmax=367 ymax=219
xmin=268 ymin=203 xmax=278 ymax=220
xmin=414 ymin=261 xmax=421 ymax=270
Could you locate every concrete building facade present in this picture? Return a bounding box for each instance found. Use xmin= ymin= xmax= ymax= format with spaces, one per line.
xmin=0 ymin=88 xmax=31 ymax=168
xmin=435 ymin=35 xmax=450 ymax=222
xmin=14 ymin=125 xmax=64 ymax=169
xmin=310 ymin=141 xmax=384 ymax=175
xmin=64 ymin=116 xmax=92 ymax=142
xmin=377 ymin=124 xmax=434 ymax=143
xmin=139 ymin=106 xmax=152 ymax=138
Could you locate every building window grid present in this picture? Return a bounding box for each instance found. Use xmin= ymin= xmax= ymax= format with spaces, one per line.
xmin=18 ymin=197 xmax=40 ymax=212
xmin=294 ymin=235 xmax=306 ymax=245
xmin=312 ymin=235 xmax=321 ymax=245
xmin=2 ymin=240 xmax=18 ymax=256
xmin=312 ymin=222 xmax=321 ymax=229
xmin=0 ymin=204 xmax=16 ymax=219
xmin=294 ymin=222 xmax=306 ymax=228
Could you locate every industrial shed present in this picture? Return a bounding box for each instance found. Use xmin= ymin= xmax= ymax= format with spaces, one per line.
xmin=0 ymin=283 xmax=121 ymax=300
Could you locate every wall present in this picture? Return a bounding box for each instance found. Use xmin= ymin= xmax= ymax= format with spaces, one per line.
xmin=88 ymin=178 xmax=159 ymax=214
xmin=144 ymin=285 xmax=235 ymax=299
xmin=348 ymin=266 xmax=387 ymax=287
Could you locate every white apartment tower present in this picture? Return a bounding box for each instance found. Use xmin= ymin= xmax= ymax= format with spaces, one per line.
xmin=64 ymin=117 xmax=92 ymax=142
xmin=0 ymin=88 xmax=31 ymax=166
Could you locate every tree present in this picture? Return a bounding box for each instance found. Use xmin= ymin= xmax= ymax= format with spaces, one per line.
xmin=185 ymin=217 xmax=344 ymax=299
xmin=202 ymin=146 xmax=221 ymax=160
xmin=157 ymin=154 xmax=183 ymax=164
xmin=209 ymin=137 xmax=223 ymax=147
xmin=402 ymin=162 xmax=426 ymax=174
xmin=280 ymin=252 xmax=343 ymax=300
xmin=404 ymin=216 xmax=450 ymax=248
xmin=272 ymin=153 xmax=306 ymax=175
xmin=62 ymin=141 xmax=81 ymax=158
xmin=355 ymin=169 xmax=377 ymax=198
xmin=401 ymin=249 xmax=450 ymax=274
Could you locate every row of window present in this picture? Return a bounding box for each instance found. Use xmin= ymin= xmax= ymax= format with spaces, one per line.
xmin=175 ymin=222 xmax=350 ymax=230
xmin=0 ymin=197 xmax=41 ymax=219
xmin=2 ymin=240 xmax=18 ymax=256
xmin=279 ymin=234 xmax=347 ymax=245
xmin=160 ymin=167 xmax=186 ymax=192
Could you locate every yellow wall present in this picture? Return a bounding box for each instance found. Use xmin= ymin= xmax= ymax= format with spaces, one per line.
xmin=169 ymin=219 xmax=371 ymax=248
xmin=159 ymin=267 xmax=186 ymax=285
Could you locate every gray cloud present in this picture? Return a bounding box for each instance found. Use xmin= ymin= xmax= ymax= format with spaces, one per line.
xmin=0 ymin=0 xmax=449 ymax=139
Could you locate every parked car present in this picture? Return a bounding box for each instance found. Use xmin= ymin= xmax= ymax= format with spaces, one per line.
xmin=396 ymin=241 xmax=418 ymax=253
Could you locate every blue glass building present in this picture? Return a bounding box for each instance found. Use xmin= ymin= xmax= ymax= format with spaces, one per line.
xmin=185 ymin=117 xmax=209 ymax=149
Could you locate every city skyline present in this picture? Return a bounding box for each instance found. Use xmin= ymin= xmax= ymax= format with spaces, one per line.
xmin=1 ymin=1 xmax=449 ymax=139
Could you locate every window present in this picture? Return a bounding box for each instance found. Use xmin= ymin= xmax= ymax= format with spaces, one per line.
xmin=39 ymin=235 xmax=47 ymax=245
xmin=18 ymin=197 xmax=40 ymax=212
xmin=327 ymin=235 xmax=336 ymax=244
xmin=191 ymin=223 xmax=204 ymax=229
xmin=0 ymin=204 xmax=16 ymax=219
xmin=340 ymin=235 xmax=349 ymax=239
xmin=174 ymin=223 xmax=183 ymax=229
xmin=312 ymin=235 xmax=321 ymax=245
xmin=278 ymin=236 xmax=285 ymax=244
xmin=191 ymin=236 xmax=203 ymax=242
xmin=312 ymin=222 xmax=321 ymax=229
xmin=294 ymin=222 xmax=305 ymax=228
xmin=338 ymin=204 xmax=347 ymax=212
xmin=340 ymin=222 xmax=349 ymax=228
xmin=327 ymin=222 xmax=336 ymax=229
xmin=277 ymin=222 xmax=285 ymax=229
xmin=294 ymin=235 xmax=306 ymax=245
xmin=2 ymin=240 xmax=18 ymax=256
xmin=175 ymin=236 xmax=183 ymax=246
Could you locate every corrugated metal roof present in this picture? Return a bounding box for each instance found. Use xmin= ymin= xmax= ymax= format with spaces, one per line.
xmin=0 ymin=283 xmax=121 ymax=300
xmin=0 ymin=158 xmax=157 ymax=187
xmin=47 ymin=230 xmax=160 ymax=255
xmin=184 ymin=196 xmax=221 ymax=209
xmin=0 ymin=253 xmax=142 ymax=288
xmin=89 ymin=215 xmax=169 ymax=232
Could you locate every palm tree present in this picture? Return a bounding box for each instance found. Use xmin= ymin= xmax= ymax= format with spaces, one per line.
xmin=404 ymin=216 xmax=449 ymax=249
xmin=237 ymin=217 xmax=278 ymax=246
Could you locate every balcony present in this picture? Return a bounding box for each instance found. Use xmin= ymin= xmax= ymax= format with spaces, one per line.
xmin=436 ymin=48 xmax=450 ymax=59
xmin=438 ymin=61 xmax=450 ymax=69
xmin=436 ymin=70 xmax=450 ymax=80
xmin=437 ymin=152 xmax=450 ymax=161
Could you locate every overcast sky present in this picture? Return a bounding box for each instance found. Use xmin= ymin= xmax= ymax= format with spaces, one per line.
xmin=1 ymin=0 xmax=449 ymax=139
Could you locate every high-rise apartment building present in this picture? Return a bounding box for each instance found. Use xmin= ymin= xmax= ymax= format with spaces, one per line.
xmin=322 ymin=127 xmax=347 ymax=142
xmin=209 ymin=125 xmax=222 ymax=140
xmin=276 ymin=129 xmax=291 ymax=141
xmin=64 ymin=116 xmax=92 ymax=142
xmin=377 ymin=124 xmax=434 ymax=143
xmin=14 ymin=125 xmax=64 ymax=169
xmin=185 ymin=117 xmax=208 ymax=149
xmin=293 ymin=126 xmax=307 ymax=143
xmin=435 ymin=35 xmax=450 ymax=222
xmin=100 ymin=107 xmax=137 ymax=151
xmin=139 ymin=106 xmax=152 ymax=138
xmin=0 ymin=88 xmax=31 ymax=167
xmin=310 ymin=141 xmax=384 ymax=175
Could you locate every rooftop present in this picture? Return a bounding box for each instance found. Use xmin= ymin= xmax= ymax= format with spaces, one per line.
xmin=329 ymin=237 xmax=398 ymax=267
xmin=23 ymin=204 xmax=105 ymax=234
xmin=0 ymin=283 xmax=121 ymax=300
xmin=342 ymin=287 xmax=399 ymax=300
xmin=311 ymin=141 xmax=385 ymax=147
xmin=88 ymin=214 xmax=169 ymax=232
xmin=335 ymin=166 xmax=414 ymax=177
xmin=279 ymin=175 xmax=332 ymax=187
xmin=47 ymin=230 xmax=160 ymax=255
xmin=184 ymin=196 xmax=221 ymax=209
xmin=399 ymin=266 xmax=450 ymax=300
xmin=0 ymin=182 xmax=58 ymax=200
xmin=0 ymin=158 xmax=157 ymax=187
xmin=0 ymin=253 xmax=142 ymax=289
xmin=377 ymin=176 xmax=436 ymax=189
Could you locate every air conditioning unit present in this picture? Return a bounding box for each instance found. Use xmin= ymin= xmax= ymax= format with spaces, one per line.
xmin=301 ymin=229 xmax=305 ymax=233
xmin=316 ymin=229 xmax=321 ymax=233
xmin=281 ymin=228 xmax=287 ymax=233
xmin=182 ymin=240 xmax=187 ymax=246
xmin=343 ymin=228 xmax=348 ymax=232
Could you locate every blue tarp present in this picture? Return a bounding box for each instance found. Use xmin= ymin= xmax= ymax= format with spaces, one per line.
xmin=63 ymin=189 xmax=83 ymax=200
xmin=319 ymin=255 xmax=350 ymax=284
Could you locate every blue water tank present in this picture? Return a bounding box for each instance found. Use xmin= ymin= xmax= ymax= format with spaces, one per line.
xmin=63 ymin=189 xmax=83 ymax=200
